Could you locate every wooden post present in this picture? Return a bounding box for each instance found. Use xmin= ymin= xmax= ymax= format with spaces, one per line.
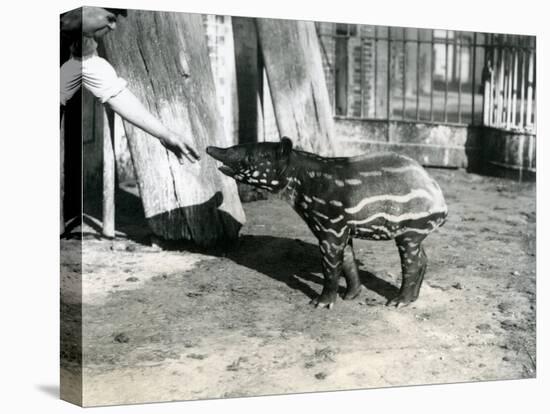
xmin=256 ymin=18 xmax=336 ymax=156
xmin=102 ymin=10 xmax=245 ymax=246
xmin=102 ymin=108 xmax=116 ymax=238
xmin=232 ymin=17 xmax=263 ymax=144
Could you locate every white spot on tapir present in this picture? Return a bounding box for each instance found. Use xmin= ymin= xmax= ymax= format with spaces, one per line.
xmin=308 ymin=172 xmax=316 ymax=178
xmin=271 ymin=180 xmax=279 ymax=186
xmin=312 ymin=196 xmax=326 ymax=204
xmin=345 ymin=179 xmax=362 ymax=185
xmin=259 ymin=179 xmax=267 ymax=184
xmin=303 ymin=195 xmax=313 ymax=203
xmin=335 ymin=180 xmax=345 ymax=187
xmin=330 ymin=200 xmax=343 ymax=207
xmin=252 ymin=171 xmax=260 ymax=178
xmin=312 ymin=210 xmax=330 ymax=220
xmin=300 ymin=202 xmax=308 ymax=209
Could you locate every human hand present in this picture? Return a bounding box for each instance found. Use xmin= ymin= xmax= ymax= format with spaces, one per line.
xmin=160 ymin=132 xmax=201 ymax=164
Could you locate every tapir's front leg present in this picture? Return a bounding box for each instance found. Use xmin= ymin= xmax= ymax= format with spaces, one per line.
xmin=312 ymin=229 xmax=350 ymax=309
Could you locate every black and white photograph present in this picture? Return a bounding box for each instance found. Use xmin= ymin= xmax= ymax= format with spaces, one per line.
xmin=56 ymin=4 xmax=539 ymax=408
xmin=4 ymin=0 xmax=550 ymax=411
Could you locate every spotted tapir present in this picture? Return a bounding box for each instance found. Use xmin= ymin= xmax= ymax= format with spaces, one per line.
xmin=206 ymin=137 xmax=447 ymax=309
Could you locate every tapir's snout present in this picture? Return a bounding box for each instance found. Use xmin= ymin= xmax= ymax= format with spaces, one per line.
xmin=205 ymin=146 xmax=227 ymax=162
xmin=206 ymin=146 xmax=238 ymax=177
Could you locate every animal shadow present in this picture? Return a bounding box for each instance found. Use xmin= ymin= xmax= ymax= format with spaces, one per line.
xmin=226 ymin=235 xmax=399 ymax=302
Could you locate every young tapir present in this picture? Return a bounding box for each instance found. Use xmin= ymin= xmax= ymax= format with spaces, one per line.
xmin=206 ymin=137 xmax=447 ymax=309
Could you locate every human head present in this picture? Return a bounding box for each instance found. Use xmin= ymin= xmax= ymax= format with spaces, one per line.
xmin=82 ymin=7 xmax=127 ymax=38
xmin=61 ymin=7 xmax=127 ymax=39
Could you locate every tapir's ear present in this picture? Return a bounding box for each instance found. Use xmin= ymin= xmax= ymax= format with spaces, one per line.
xmin=279 ymin=137 xmax=293 ymax=158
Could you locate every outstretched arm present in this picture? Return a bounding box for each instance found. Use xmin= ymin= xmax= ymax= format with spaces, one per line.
xmin=107 ymin=88 xmax=200 ymax=164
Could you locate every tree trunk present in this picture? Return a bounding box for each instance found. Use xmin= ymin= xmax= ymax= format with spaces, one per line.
xmin=102 ymin=11 xmax=245 ymax=246
xmin=256 ymin=19 xmax=335 ymax=156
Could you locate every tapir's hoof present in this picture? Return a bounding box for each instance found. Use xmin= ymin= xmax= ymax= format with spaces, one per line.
xmin=343 ymin=285 xmax=362 ymax=301
xmin=386 ymin=293 xmax=418 ymax=308
xmin=310 ymin=297 xmax=335 ymax=310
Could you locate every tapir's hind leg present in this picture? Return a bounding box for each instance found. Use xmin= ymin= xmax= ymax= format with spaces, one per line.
xmin=342 ymin=239 xmax=362 ymax=300
xmin=387 ymin=234 xmax=428 ymax=307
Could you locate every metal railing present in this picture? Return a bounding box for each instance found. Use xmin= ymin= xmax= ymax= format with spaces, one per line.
xmin=317 ymin=24 xmax=536 ymax=132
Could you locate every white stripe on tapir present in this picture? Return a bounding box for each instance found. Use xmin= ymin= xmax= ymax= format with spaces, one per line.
xmin=345 ymin=189 xmax=434 ymax=215
xmin=382 ymin=165 xmax=425 ymax=174
xmin=348 ymin=209 xmax=446 ymax=226
xmin=312 ymin=218 xmax=348 ymax=238
xmin=359 ymin=171 xmax=382 ymax=177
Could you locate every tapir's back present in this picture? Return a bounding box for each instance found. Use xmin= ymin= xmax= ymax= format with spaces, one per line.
xmin=291 ymin=151 xmax=447 ymax=241
xmin=316 ymin=152 xmax=447 ymax=215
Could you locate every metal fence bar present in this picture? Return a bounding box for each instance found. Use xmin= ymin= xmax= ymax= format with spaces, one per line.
xmin=457 ymin=31 xmax=463 ymax=123
xmin=499 ymin=46 xmax=506 ymax=127
xmin=430 ymin=30 xmax=434 ymax=121
xmin=333 ymin=27 xmax=338 ymax=116
xmin=444 ymin=30 xmax=449 ymax=123
xmin=360 ymin=34 xmax=365 ymax=118
xmin=387 ymin=29 xmax=392 ymax=120
xmin=471 ymin=32 xmax=477 ymax=124
xmin=506 ymin=46 xmax=513 ymax=129
xmin=526 ymin=47 xmax=534 ymax=128
xmin=374 ymin=28 xmax=378 ymax=118
xmin=505 ymin=46 xmax=511 ymax=127
xmin=402 ymin=28 xmax=406 ymax=120
xmin=519 ymin=47 xmax=526 ymax=128
xmin=489 ymin=35 xmax=498 ymax=126
xmin=511 ymin=47 xmax=518 ymax=128
xmin=416 ymin=29 xmax=420 ymax=120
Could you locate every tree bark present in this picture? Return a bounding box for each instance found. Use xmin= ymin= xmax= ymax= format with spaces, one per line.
xmin=256 ymin=19 xmax=336 ymax=156
xmin=102 ymin=11 xmax=245 ymax=246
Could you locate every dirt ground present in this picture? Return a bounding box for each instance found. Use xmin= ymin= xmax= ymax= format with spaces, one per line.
xmin=60 ymin=168 xmax=536 ymax=407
